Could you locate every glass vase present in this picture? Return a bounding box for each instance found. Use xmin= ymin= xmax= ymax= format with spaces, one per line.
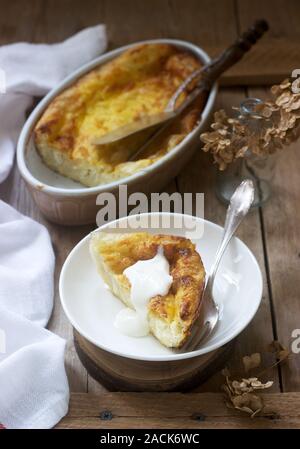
xmin=216 ymin=152 xmax=277 ymax=207
xmin=215 ymin=98 xmax=277 ymax=207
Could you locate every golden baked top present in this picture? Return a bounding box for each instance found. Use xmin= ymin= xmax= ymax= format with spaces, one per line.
xmin=90 ymin=231 xmax=206 ymax=348
xmin=34 ymin=43 xmax=203 ymax=187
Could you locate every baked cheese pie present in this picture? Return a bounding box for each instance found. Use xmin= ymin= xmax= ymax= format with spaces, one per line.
xmin=34 ymin=43 xmax=203 ymax=187
xmin=90 ymin=231 xmax=205 ymax=348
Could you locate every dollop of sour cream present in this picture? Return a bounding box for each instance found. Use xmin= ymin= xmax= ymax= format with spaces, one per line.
xmin=114 ymin=246 xmax=173 ymax=337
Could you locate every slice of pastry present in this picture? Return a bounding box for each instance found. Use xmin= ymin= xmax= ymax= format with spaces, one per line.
xmin=90 ymin=231 xmax=205 ymax=348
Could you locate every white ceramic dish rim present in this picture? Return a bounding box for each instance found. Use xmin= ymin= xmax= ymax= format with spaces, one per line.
xmin=59 ymin=212 xmax=263 ymax=362
xmin=17 ymin=39 xmax=217 ymax=197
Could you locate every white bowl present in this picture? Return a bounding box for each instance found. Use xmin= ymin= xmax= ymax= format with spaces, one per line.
xmin=59 ymin=212 xmax=263 ymax=362
xmin=17 ymin=39 xmax=217 ymax=225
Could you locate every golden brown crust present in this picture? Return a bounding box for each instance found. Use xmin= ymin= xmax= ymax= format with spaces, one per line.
xmin=90 ymin=231 xmax=205 ymax=348
xmin=34 ymin=43 xmax=203 ymax=187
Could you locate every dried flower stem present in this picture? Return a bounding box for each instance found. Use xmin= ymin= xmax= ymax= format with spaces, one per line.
xmin=201 ymin=79 xmax=300 ymax=170
xmin=222 ymin=341 xmax=290 ymax=418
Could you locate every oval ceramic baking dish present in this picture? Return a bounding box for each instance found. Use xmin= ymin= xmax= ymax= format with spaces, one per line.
xmin=17 ymin=39 xmax=217 ymax=225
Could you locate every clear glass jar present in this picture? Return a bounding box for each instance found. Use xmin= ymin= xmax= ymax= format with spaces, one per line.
xmin=215 ymin=98 xmax=277 ymax=207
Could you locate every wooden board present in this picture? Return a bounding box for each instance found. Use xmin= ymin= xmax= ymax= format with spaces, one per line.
xmin=2 ymin=1 xmax=300 ymax=86
xmin=1 ymin=0 xmax=300 ymax=428
xmin=56 ymin=392 xmax=300 ymax=428
xmin=74 ymin=330 xmax=235 ymax=392
xmin=206 ymin=40 xmax=300 ymax=86
xmin=248 ymin=87 xmax=300 ymax=392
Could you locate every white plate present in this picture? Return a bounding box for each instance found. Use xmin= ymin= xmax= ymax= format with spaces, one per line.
xmin=59 ymin=213 xmax=263 ymax=361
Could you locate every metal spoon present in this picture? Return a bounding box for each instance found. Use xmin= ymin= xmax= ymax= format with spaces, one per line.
xmin=92 ymin=20 xmax=268 ymax=148
xmin=180 ymin=179 xmax=255 ymax=353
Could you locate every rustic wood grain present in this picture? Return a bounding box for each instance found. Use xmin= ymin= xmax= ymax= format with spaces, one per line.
xmin=56 ymin=416 xmax=300 ymax=429
xmin=237 ymin=0 xmax=300 ymax=39
xmin=206 ymin=40 xmax=300 ymax=86
xmin=0 ymin=0 xmax=299 ymax=428
xmin=55 ymin=392 xmax=300 ymax=428
xmin=248 ymin=87 xmax=300 ymax=392
xmin=235 ymin=0 xmax=300 ymax=85
xmin=237 ymin=0 xmax=300 ymax=392
xmin=262 ymin=142 xmax=300 ymax=392
xmin=0 ymin=0 xmax=298 ymax=86
xmin=0 ymin=0 xmax=43 ymax=45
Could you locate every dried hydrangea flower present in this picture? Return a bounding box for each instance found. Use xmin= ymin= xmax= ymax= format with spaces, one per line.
xmin=232 ymin=393 xmax=264 ymax=417
xmin=200 ymin=77 xmax=300 ymax=169
xmin=243 ymin=353 xmax=261 ymax=372
xmin=222 ymin=374 xmax=273 ymax=418
xmin=221 ymin=340 xmax=292 ymax=419
xmin=268 ymin=340 xmax=290 ymax=363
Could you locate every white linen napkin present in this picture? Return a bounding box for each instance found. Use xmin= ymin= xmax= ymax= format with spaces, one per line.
xmin=0 ymin=200 xmax=69 ymax=429
xmin=0 ymin=24 xmax=107 ymax=183
xmin=0 ymin=26 xmax=107 ymax=428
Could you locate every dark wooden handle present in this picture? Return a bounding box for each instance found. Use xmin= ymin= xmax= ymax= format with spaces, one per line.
xmin=202 ymin=19 xmax=269 ymax=87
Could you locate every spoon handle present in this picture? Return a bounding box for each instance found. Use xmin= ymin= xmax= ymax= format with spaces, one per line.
xmin=167 ymin=20 xmax=269 ymax=112
xmin=200 ymin=20 xmax=269 ymax=90
xmin=208 ymin=180 xmax=255 ymax=290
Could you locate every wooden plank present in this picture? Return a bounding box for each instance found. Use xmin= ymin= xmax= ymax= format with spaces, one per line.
xmin=238 ymin=0 xmax=300 ymax=392
xmin=102 ymin=0 xmax=237 ymax=49
xmin=235 ymin=0 xmax=300 ymax=85
xmin=237 ymin=0 xmax=300 ymax=39
xmin=176 ymin=88 xmax=280 ymax=392
xmin=0 ymin=0 xmax=44 ymax=45
xmin=57 ymin=416 xmax=300 ymax=429
xmin=1 ymin=0 xmax=297 ymax=86
xmin=0 ymin=0 xmax=235 ymax=47
xmin=55 ymin=392 xmax=300 ymax=428
xmin=262 ymin=143 xmax=300 ymax=392
xmin=0 ymin=0 xmax=296 ymax=404
xmin=205 ymin=40 xmax=300 ymax=86
xmin=247 ymin=86 xmax=300 ymax=392
xmin=209 ymin=0 xmax=300 ymax=86
xmin=66 ymin=391 xmax=295 ymax=417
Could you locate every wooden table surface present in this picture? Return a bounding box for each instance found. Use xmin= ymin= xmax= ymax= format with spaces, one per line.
xmin=1 ymin=0 xmax=300 ymax=429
